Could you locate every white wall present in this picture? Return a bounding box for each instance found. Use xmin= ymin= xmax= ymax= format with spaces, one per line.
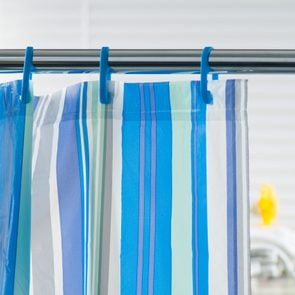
xmin=1 ymin=0 xmax=295 ymax=226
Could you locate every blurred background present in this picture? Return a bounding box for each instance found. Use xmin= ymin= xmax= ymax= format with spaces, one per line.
xmin=1 ymin=0 xmax=295 ymax=293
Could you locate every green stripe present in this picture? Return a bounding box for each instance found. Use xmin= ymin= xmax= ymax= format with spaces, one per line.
xmin=14 ymin=85 xmax=33 ymax=294
xmin=89 ymin=82 xmax=108 ymax=295
xmin=169 ymin=81 xmax=193 ymax=295
xmin=90 ymin=82 xmax=100 ymax=295
xmin=97 ymin=101 xmax=108 ymax=295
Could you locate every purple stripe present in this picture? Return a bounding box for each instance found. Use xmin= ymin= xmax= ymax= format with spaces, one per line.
xmin=57 ymin=85 xmax=82 ymax=294
xmin=148 ymin=84 xmax=156 ymax=295
xmin=226 ymin=80 xmax=238 ymax=295
xmin=136 ymin=84 xmax=145 ymax=295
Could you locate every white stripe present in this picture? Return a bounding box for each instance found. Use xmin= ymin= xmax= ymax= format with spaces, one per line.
xmin=30 ymin=94 xmax=54 ymax=295
xmin=29 ymin=253 xmax=33 ymax=295
xmin=32 ymin=95 xmax=52 ymax=174
xmin=48 ymin=89 xmax=66 ymax=294
xmin=238 ymin=80 xmax=251 ymax=295
xmin=86 ymin=82 xmax=94 ymax=294
xmin=206 ymin=80 xmax=228 ymax=295
xmin=108 ymin=81 xmax=123 ymax=294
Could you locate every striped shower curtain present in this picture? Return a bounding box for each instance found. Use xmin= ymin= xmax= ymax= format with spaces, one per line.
xmin=0 ymin=78 xmax=249 ymax=295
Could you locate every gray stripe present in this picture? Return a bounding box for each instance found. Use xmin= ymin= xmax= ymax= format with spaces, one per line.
xmin=235 ymin=80 xmax=250 ymax=295
xmin=31 ymin=92 xmax=63 ymax=295
xmin=99 ymin=106 xmax=113 ymax=295
xmin=242 ymin=81 xmax=251 ymax=295
xmin=34 ymin=94 xmax=48 ymax=127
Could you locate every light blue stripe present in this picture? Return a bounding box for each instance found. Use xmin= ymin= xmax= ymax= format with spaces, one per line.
xmin=121 ymin=83 xmax=141 ymax=294
xmin=169 ymin=81 xmax=193 ymax=295
xmin=14 ymin=84 xmax=33 ymax=295
xmin=226 ymin=80 xmax=238 ymax=295
xmin=153 ymin=82 xmax=172 ymax=295
xmin=191 ymin=81 xmax=208 ymax=295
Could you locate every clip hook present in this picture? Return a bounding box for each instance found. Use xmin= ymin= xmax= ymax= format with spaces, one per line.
xmin=21 ymin=46 xmax=34 ymax=104
xmin=99 ymin=46 xmax=112 ymax=104
xmin=200 ymin=46 xmax=214 ymax=104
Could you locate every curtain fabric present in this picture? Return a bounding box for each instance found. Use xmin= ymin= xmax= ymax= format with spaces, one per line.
xmin=0 ymin=80 xmax=32 ymax=295
xmin=0 ymin=78 xmax=249 ymax=295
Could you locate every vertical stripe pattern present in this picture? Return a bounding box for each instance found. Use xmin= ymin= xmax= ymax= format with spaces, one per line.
xmin=28 ymin=81 xmax=112 ymax=295
xmin=0 ymin=78 xmax=249 ymax=295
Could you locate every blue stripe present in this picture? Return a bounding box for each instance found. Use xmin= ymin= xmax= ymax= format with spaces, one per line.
xmin=191 ymin=81 xmax=208 ymax=295
xmin=191 ymin=82 xmax=197 ymax=295
xmin=153 ymin=83 xmax=172 ymax=295
xmin=0 ymin=80 xmax=25 ymax=295
xmin=226 ymin=80 xmax=238 ymax=295
xmin=57 ymin=84 xmax=83 ymax=295
xmin=142 ymin=84 xmax=151 ymax=295
xmin=78 ymin=82 xmax=90 ymax=292
xmin=82 ymin=82 xmax=90 ymax=291
xmin=121 ymin=83 xmax=141 ymax=294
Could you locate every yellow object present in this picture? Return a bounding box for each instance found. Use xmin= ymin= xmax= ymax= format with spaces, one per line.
xmin=257 ymin=184 xmax=277 ymax=226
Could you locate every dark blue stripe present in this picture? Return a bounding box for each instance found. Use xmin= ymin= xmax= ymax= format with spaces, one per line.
xmin=153 ymin=82 xmax=172 ymax=295
xmin=121 ymin=83 xmax=141 ymax=294
xmin=0 ymin=80 xmax=25 ymax=295
xmin=191 ymin=81 xmax=208 ymax=295
xmin=57 ymin=84 xmax=83 ymax=295
xmin=226 ymin=80 xmax=238 ymax=295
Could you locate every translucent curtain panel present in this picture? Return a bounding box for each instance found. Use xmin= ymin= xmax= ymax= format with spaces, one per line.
xmin=116 ymin=80 xmax=250 ymax=295
xmin=0 ymin=80 xmax=32 ymax=295
xmin=29 ymin=82 xmax=107 ymax=295
xmin=1 ymin=78 xmax=249 ymax=295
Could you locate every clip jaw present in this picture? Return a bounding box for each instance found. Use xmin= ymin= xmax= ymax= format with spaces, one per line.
xmin=21 ymin=46 xmax=34 ymax=104
xmin=99 ymin=46 xmax=112 ymax=104
xmin=200 ymin=46 xmax=215 ymax=104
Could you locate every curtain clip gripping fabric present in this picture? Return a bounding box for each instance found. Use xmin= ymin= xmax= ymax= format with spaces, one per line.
xmin=200 ymin=46 xmax=215 ymax=104
xmin=99 ymin=46 xmax=113 ymax=104
xmin=21 ymin=46 xmax=34 ymax=104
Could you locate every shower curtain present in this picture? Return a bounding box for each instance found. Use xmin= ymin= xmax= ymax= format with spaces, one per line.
xmin=0 ymin=78 xmax=249 ymax=295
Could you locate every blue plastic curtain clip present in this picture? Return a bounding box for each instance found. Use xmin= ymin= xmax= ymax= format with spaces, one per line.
xmin=200 ymin=46 xmax=215 ymax=104
xmin=21 ymin=46 xmax=34 ymax=104
xmin=99 ymin=46 xmax=112 ymax=104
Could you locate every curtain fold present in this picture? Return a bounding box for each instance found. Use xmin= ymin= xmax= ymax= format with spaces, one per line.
xmin=0 ymin=78 xmax=249 ymax=295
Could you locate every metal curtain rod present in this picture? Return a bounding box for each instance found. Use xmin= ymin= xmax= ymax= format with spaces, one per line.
xmin=1 ymin=49 xmax=295 ymax=73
